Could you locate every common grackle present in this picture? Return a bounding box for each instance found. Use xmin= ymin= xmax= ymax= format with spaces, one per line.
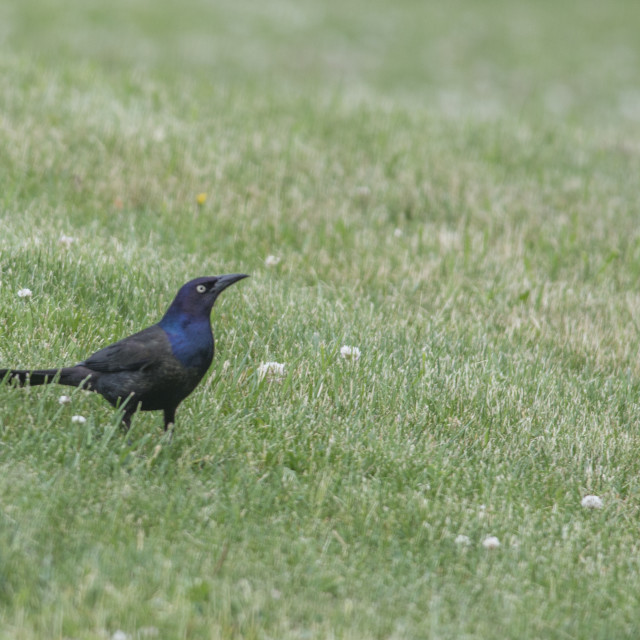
xmin=0 ymin=274 xmax=248 ymax=431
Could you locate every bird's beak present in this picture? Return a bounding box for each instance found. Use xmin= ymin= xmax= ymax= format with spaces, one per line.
xmin=214 ymin=273 xmax=249 ymax=295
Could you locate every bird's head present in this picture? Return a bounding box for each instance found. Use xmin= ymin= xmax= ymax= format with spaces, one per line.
xmin=161 ymin=274 xmax=249 ymax=322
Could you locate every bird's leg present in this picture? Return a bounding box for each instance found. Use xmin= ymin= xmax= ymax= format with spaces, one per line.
xmin=116 ymin=393 xmax=138 ymax=433
xmin=163 ymin=407 xmax=176 ymax=432
xmin=120 ymin=411 xmax=133 ymax=433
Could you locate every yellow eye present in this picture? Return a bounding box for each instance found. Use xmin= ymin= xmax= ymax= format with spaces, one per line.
xmin=196 ymin=284 xmax=207 ymax=294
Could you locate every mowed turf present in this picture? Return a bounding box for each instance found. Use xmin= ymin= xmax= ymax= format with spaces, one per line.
xmin=1 ymin=0 xmax=640 ymax=638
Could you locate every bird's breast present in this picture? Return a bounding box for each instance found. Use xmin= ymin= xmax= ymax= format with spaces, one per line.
xmin=163 ymin=322 xmax=214 ymax=371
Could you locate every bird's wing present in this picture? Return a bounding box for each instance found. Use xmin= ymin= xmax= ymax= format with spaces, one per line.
xmin=79 ymin=325 xmax=168 ymax=373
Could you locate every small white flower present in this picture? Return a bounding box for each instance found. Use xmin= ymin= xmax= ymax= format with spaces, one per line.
xmin=71 ymin=415 xmax=86 ymax=424
xmin=59 ymin=395 xmax=71 ymax=405
xmin=394 ymin=228 xmax=403 ymax=238
xmin=17 ymin=288 xmax=32 ymax=298
xmin=111 ymin=632 xmax=129 ymax=640
xmin=340 ymin=345 xmax=361 ymax=361
xmin=258 ymin=361 xmax=285 ymax=381
xmin=153 ymin=127 xmax=166 ymax=142
xmin=455 ymin=534 xmax=471 ymax=546
xmin=482 ymin=535 xmax=500 ymax=550
xmin=581 ymin=495 xmax=603 ymax=509
xmin=265 ymin=255 xmax=281 ymax=267
xmin=59 ymin=234 xmax=75 ymax=248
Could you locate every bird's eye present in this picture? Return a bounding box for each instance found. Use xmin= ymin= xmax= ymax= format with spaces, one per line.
xmin=196 ymin=284 xmax=207 ymax=294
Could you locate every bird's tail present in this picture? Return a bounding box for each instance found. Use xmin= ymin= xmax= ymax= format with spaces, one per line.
xmin=0 ymin=367 xmax=94 ymax=388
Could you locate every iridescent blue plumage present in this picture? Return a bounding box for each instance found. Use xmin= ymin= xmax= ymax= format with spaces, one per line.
xmin=160 ymin=314 xmax=214 ymax=371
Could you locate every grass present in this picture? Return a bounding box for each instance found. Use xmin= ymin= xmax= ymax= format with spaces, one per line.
xmin=1 ymin=0 xmax=640 ymax=637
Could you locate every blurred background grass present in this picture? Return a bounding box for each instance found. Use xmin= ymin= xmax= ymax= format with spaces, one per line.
xmin=3 ymin=0 xmax=640 ymax=124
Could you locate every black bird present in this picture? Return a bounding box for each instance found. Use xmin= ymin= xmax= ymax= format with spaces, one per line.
xmin=0 ymin=274 xmax=248 ymax=431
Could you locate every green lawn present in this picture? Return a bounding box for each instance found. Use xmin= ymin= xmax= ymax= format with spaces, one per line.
xmin=2 ymin=0 xmax=640 ymax=638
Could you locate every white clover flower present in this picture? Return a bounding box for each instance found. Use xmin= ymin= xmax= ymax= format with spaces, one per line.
xmin=153 ymin=127 xmax=166 ymax=142
xmin=17 ymin=288 xmax=32 ymax=298
xmin=265 ymin=255 xmax=281 ymax=267
xmin=111 ymin=632 xmax=129 ymax=640
xmin=454 ymin=534 xmax=471 ymax=546
xmin=71 ymin=415 xmax=86 ymax=424
xmin=482 ymin=535 xmax=500 ymax=550
xmin=59 ymin=234 xmax=75 ymax=248
xmin=394 ymin=228 xmax=403 ymax=238
xmin=581 ymin=495 xmax=603 ymax=509
xmin=258 ymin=361 xmax=285 ymax=382
xmin=59 ymin=395 xmax=71 ymax=405
xmin=340 ymin=345 xmax=361 ymax=361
